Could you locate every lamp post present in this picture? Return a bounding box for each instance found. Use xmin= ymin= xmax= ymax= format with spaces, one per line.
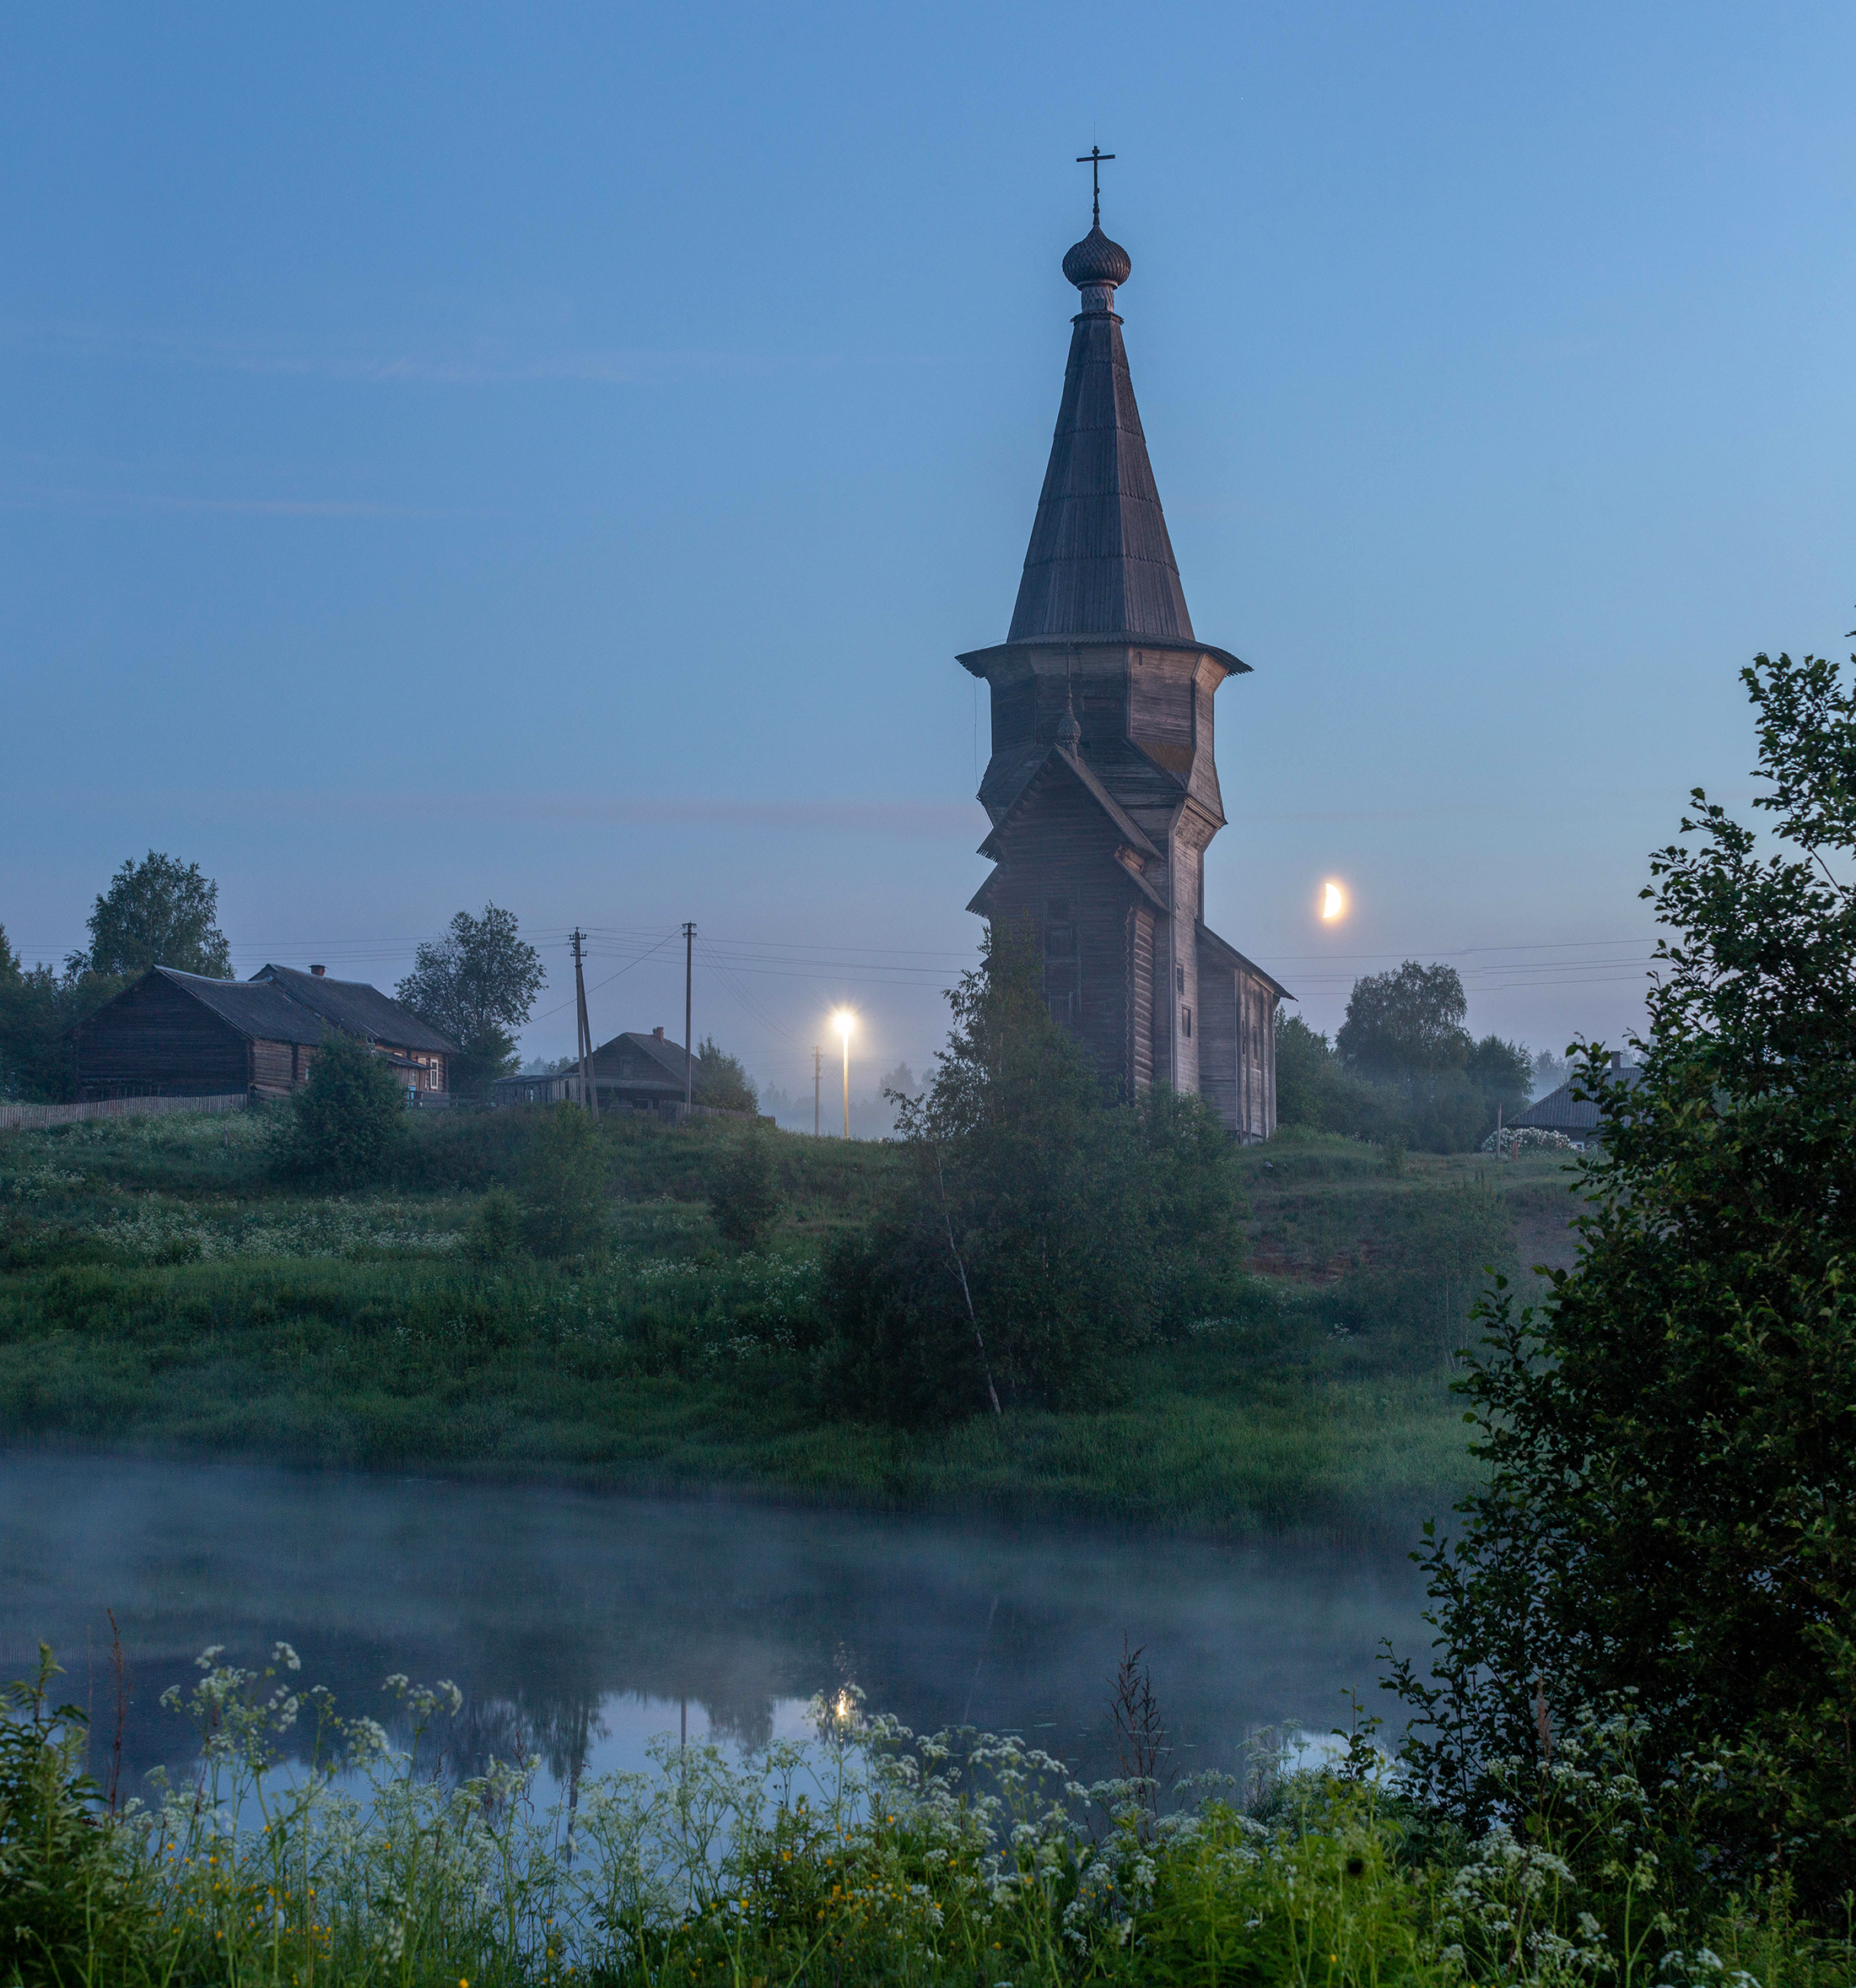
xmin=833 ymin=1009 xmax=855 ymax=1138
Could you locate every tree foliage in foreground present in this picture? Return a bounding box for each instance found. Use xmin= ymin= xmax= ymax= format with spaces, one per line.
xmin=76 ymin=851 xmax=232 ymax=980
xmin=1388 ymin=647 xmax=1856 ymax=1911
xmin=396 ymin=904 xmax=545 ymax=1096
xmin=823 ymin=923 xmax=1246 ymax=1423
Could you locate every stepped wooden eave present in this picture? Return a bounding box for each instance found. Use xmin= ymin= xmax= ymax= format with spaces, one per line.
xmin=977 ymin=741 xmax=1163 ymax=863
xmin=955 ymin=633 xmax=1249 ymax=681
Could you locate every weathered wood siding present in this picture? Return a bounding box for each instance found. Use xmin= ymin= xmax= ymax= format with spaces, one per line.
xmin=1128 ymin=649 xmax=1195 ymax=779
xmin=1198 ymin=962 xmax=1238 ymax=1130
xmin=1235 ymin=971 xmax=1278 ymax=1143
xmin=1126 ymin=905 xmax=1155 ymax=1094
xmin=985 ymin=766 xmax=1146 ymax=1100
xmin=73 ymin=975 xmax=248 ymax=1099
xmin=249 ymin=1038 xmax=296 ymax=1098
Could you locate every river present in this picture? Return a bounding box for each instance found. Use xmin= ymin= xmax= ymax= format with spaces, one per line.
xmin=1 ymin=1451 xmax=1431 ymax=1797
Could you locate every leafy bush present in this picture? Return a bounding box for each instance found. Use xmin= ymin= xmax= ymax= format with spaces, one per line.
xmin=823 ymin=926 xmax=1246 ymax=1423
xmin=0 ymin=1650 xmax=136 ymax=1986
xmin=1387 ymin=647 xmax=1856 ymax=1912
xmin=278 ymin=1030 xmax=406 ymax=1186
xmin=519 ymin=1103 xmax=608 ymax=1257
xmin=462 ymin=1185 xmax=524 ymax=1263
xmin=706 ymin=1130 xmax=781 ymax=1247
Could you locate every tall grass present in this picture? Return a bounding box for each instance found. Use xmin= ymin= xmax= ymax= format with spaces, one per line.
xmin=5 ymin=1642 xmax=1844 ymax=1988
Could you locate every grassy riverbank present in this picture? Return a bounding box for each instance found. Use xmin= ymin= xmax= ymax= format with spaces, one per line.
xmin=0 ymin=1106 xmax=1580 ymax=1535
xmin=11 ymin=1641 xmax=1840 ymax=1988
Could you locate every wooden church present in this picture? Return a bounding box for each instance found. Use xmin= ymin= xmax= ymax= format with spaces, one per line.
xmin=960 ymin=203 xmax=1287 ymax=1140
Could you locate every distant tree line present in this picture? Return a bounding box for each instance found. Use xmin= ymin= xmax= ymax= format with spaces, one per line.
xmin=1276 ymin=959 xmax=1546 ymax=1153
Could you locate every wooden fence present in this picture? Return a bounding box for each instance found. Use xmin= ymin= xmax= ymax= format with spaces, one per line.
xmin=0 ymin=1092 xmax=249 ymax=1133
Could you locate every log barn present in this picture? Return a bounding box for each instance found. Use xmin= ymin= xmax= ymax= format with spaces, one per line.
xmin=959 ymin=209 xmax=1289 ymax=1139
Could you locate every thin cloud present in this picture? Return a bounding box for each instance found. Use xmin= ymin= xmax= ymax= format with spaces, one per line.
xmin=52 ymin=787 xmax=981 ymax=839
xmin=2 ymin=319 xmax=940 ymax=386
xmin=0 ymin=484 xmax=500 ymax=519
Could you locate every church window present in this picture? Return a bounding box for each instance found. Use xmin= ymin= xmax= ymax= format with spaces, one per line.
xmin=1175 ymin=963 xmax=1186 ymax=992
xmin=1044 ymin=899 xmax=1078 ymax=1022
xmin=1182 ymin=1005 xmax=1193 ymax=1038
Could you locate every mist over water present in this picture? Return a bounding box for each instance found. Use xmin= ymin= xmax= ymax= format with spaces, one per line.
xmin=1 ymin=1452 xmax=1428 ymax=1795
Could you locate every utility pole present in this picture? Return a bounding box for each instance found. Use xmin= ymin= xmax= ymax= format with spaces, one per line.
xmin=682 ymin=921 xmax=696 ymax=1112
xmin=812 ymin=1045 xmax=822 ymax=1137
xmin=842 ymin=1025 xmax=850 ymax=1139
xmin=571 ymin=928 xmax=597 ymax=1118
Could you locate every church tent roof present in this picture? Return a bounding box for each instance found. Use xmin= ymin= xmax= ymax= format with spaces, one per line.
xmin=1008 ymin=225 xmax=1197 ymax=646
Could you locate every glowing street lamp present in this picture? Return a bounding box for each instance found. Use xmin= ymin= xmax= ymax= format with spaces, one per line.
xmin=832 ymin=1008 xmax=855 ymax=1137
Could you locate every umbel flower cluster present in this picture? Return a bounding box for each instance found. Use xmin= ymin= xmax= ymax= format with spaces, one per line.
xmin=3 ymin=1644 xmax=1836 ymax=1988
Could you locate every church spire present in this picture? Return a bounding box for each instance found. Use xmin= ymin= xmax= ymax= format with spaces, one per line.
xmin=1006 ymin=213 xmax=1195 ymax=646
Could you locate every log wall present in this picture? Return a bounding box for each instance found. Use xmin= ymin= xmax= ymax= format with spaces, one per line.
xmin=73 ymin=976 xmax=249 ymax=1099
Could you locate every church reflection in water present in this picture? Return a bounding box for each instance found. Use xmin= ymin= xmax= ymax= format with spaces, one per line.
xmin=3 ymin=1454 xmax=1427 ymax=1796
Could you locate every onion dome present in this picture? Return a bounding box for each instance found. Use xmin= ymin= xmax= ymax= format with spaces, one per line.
xmin=1062 ymin=224 xmax=1132 ymax=292
xmin=1055 ymin=680 xmax=1082 ymax=748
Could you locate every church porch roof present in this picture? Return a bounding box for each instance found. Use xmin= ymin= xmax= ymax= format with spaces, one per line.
xmin=1195 ymin=921 xmax=1293 ymax=1002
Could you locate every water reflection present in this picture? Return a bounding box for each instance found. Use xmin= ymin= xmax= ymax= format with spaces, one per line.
xmin=1 ymin=1452 xmax=1429 ymax=1796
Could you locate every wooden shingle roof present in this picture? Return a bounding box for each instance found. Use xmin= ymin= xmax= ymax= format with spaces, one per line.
xmin=151 ymin=967 xmax=330 ymax=1045
xmin=1007 ymin=230 xmax=1195 ymax=647
xmin=251 ymin=965 xmax=456 ymax=1054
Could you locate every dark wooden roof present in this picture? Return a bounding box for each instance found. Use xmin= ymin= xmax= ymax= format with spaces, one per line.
xmin=1512 ymin=1066 xmax=1642 ymax=1133
xmin=1195 ymin=921 xmax=1293 ymax=1002
xmin=587 ymin=1029 xmax=695 ymax=1090
xmin=251 ymin=965 xmax=456 ymax=1054
xmin=1006 ymin=241 xmax=1195 ymax=647
xmin=979 ymin=741 xmax=1161 ymax=866
xmin=143 ymin=968 xmax=330 ymax=1045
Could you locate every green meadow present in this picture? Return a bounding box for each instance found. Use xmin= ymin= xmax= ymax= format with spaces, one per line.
xmin=0 ymin=1104 xmax=1580 ymax=1537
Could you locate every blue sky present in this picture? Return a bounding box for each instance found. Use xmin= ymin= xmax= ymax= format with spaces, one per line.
xmin=4 ymin=2 xmax=1853 ymax=1091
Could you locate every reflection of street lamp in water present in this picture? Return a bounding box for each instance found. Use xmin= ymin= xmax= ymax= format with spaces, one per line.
xmin=833 ymin=1009 xmax=855 ymax=1138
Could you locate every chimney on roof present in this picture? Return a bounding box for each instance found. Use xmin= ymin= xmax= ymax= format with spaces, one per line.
xmin=310 ymin=964 xmax=326 ymax=977
xmin=653 ymin=1026 xmax=664 ymax=1040
xmin=1610 ymin=1051 xmax=1623 ymax=1070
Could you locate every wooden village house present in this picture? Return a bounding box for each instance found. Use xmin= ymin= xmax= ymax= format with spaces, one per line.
xmin=1509 ymin=1052 xmax=1641 ymax=1151
xmin=491 ymin=1029 xmax=769 ymax=1121
xmin=72 ymin=964 xmax=455 ymax=1103
xmin=961 ymin=210 xmax=1288 ymax=1138
xmin=492 ymin=1028 xmax=704 ymax=1117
